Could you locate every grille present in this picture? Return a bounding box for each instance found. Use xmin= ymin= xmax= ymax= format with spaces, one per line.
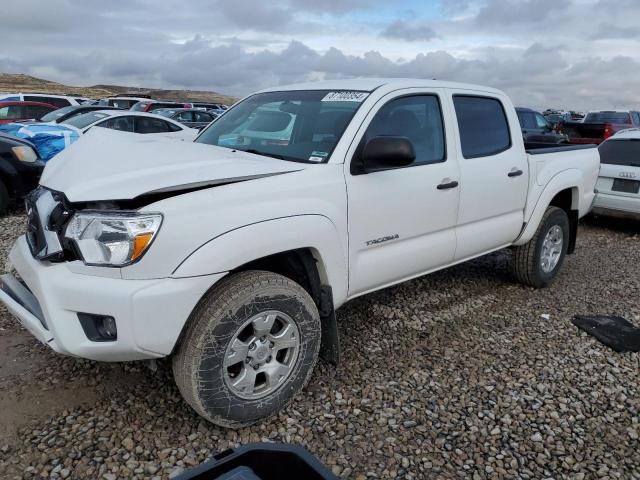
xmin=24 ymin=188 xmax=67 ymax=261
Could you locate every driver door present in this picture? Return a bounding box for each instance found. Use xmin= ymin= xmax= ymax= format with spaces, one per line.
xmin=345 ymin=90 xmax=460 ymax=297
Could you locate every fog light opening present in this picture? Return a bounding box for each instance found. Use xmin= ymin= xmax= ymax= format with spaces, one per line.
xmin=78 ymin=313 xmax=118 ymax=342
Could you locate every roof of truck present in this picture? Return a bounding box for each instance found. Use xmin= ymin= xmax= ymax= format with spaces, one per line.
xmin=259 ymin=78 xmax=505 ymax=95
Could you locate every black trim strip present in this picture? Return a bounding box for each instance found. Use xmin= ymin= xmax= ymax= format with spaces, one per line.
xmin=526 ymin=144 xmax=597 ymax=155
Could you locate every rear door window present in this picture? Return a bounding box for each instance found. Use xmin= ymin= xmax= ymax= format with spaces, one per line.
xmin=194 ymin=111 xmax=213 ymax=122
xmin=99 ymin=116 xmax=135 ymax=132
xmin=598 ymin=139 xmax=640 ymax=167
xmin=175 ymin=111 xmax=194 ymax=122
xmin=453 ymin=96 xmax=511 ymax=158
xmin=135 ymin=116 xmax=171 ymax=133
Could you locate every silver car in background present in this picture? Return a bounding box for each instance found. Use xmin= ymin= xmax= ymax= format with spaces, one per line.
xmin=593 ymin=129 xmax=640 ymax=219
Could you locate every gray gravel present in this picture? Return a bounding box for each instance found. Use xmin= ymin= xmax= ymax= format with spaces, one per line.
xmin=0 ymin=213 xmax=639 ymax=479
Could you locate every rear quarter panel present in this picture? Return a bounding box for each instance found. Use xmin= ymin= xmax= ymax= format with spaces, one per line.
xmin=514 ymin=147 xmax=600 ymax=245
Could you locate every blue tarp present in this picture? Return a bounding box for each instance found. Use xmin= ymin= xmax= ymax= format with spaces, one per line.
xmin=0 ymin=123 xmax=81 ymax=162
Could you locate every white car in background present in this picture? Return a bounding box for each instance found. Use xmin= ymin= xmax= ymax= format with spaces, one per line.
xmin=592 ymin=129 xmax=640 ymax=219
xmin=0 ymin=93 xmax=90 ymax=108
xmin=97 ymin=97 xmax=153 ymax=109
xmin=61 ymin=110 xmax=199 ymax=140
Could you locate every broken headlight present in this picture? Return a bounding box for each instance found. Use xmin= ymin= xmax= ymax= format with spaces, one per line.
xmin=64 ymin=211 xmax=162 ymax=266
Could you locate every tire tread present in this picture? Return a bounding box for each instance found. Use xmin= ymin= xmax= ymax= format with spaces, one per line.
xmin=173 ymin=270 xmax=320 ymax=427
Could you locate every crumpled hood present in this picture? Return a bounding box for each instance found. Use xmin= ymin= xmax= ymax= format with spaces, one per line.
xmin=40 ymin=128 xmax=304 ymax=202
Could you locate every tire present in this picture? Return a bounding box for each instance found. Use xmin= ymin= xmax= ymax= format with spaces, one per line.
xmin=0 ymin=180 xmax=9 ymax=216
xmin=512 ymin=206 xmax=570 ymax=288
xmin=173 ymin=270 xmax=321 ymax=428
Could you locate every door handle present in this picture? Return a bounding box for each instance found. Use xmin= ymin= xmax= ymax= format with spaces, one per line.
xmin=437 ymin=180 xmax=459 ymax=190
xmin=508 ymin=169 xmax=523 ymax=178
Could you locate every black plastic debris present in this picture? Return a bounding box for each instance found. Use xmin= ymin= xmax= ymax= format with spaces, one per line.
xmin=174 ymin=443 xmax=338 ymax=480
xmin=572 ymin=315 xmax=640 ymax=352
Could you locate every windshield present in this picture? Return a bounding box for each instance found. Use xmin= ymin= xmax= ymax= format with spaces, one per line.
xmin=62 ymin=111 xmax=110 ymax=129
xmin=195 ymin=90 xmax=367 ymax=163
xmin=40 ymin=105 xmax=76 ymax=122
xmin=585 ymin=112 xmax=631 ymax=124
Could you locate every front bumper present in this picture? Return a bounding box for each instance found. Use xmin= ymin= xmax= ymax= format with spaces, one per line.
xmin=0 ymin=236 xmax=226 ymax=361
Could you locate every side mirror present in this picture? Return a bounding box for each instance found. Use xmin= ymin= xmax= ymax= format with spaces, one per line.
xmin=357 ymin=136 xmax=416 ymax=174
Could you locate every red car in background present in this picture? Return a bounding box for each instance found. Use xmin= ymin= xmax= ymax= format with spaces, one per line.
xmin=0 ymin=101 xmax=57 ymax=124
xmin=557 ymin=110 xmax=640 ymax=145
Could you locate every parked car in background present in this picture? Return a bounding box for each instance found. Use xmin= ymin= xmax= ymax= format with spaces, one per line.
xmin=0 ymin=101 xmax=56 ymax=124
xmin=569 ymin=111 xmax=585 ymax=121
xmin=0 ymin=132 xmax=44 ymax=215
xmin=130 ymin=100 xmax=191 ymax=113
xmin=207 ymin=105 xmax=228 ymax=116
xmin=592 ymin=129 xmax=640 ymax=219
xmin=0 ymin=111 xmax=198 ymax=164
xmin=60 ymin=110 xmax=198 ymax=140
xmin=0 ymin=79 xmax=599 ymax=427
xmin=38 ymin=105 xmax=124 ymax=124
xmin=558 ymin=110 xmax=640 ymax=145
xmin=0 ymin=93 xmax=90 ymax=108
xmin=516 ymin=107 xmax=569 ymax=145
xmin=98 ymin=96 xmax=152 ymax=109
xmin=192 ymin=102 xmax=228 ymax=111
xmin=155 ymin=108 xmax=216 ymax=129
xmin=544 ymin=112 xmax=572 ymax=129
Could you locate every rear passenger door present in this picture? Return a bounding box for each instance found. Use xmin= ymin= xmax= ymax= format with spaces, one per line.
xmin=346 ymin=90 xmax=461 ymax=296
xmin=450 ymin=93 xmax=528 ymax=260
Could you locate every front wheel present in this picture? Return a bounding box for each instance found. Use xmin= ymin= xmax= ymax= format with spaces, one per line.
xmin=512 ymin=206 xmax=570 ymax=288
xmin=172 ymin=270 xmax=321 ymax=428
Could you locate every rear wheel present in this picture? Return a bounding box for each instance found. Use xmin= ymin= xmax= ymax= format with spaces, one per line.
xmin=0 ymin=180 xmax=9 ymax=216
xmin=173 ymin=270 xmax=321 ymax=427
xmin=512 ymin=206 xmax=570 ymax=288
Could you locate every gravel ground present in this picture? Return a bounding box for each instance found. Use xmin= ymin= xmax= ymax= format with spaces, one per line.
xmin=0 ymin=213 xmax=639 ymax=479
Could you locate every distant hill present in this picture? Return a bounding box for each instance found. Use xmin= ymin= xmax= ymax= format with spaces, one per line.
xmin=0 ymin=73 xmax=237 ymax=105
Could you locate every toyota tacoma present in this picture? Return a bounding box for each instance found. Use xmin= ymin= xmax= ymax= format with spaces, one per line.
xmin=0 ymin=79 xmax=599 ymax=427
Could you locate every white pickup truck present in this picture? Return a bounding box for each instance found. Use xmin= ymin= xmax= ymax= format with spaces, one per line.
xmin=0 ymin=79 xmax=599 ymax=427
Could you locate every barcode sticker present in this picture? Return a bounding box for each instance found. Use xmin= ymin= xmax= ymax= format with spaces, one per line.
xmin=322 ymin=91 xmax=369 ymax=102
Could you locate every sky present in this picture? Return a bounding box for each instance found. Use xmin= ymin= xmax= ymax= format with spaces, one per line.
xmin=1 ymin=0 xmax=640 ymax=110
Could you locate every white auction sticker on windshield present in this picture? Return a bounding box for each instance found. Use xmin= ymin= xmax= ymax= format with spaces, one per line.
xmin=322 ymin=91 xmax=369 ymax=102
